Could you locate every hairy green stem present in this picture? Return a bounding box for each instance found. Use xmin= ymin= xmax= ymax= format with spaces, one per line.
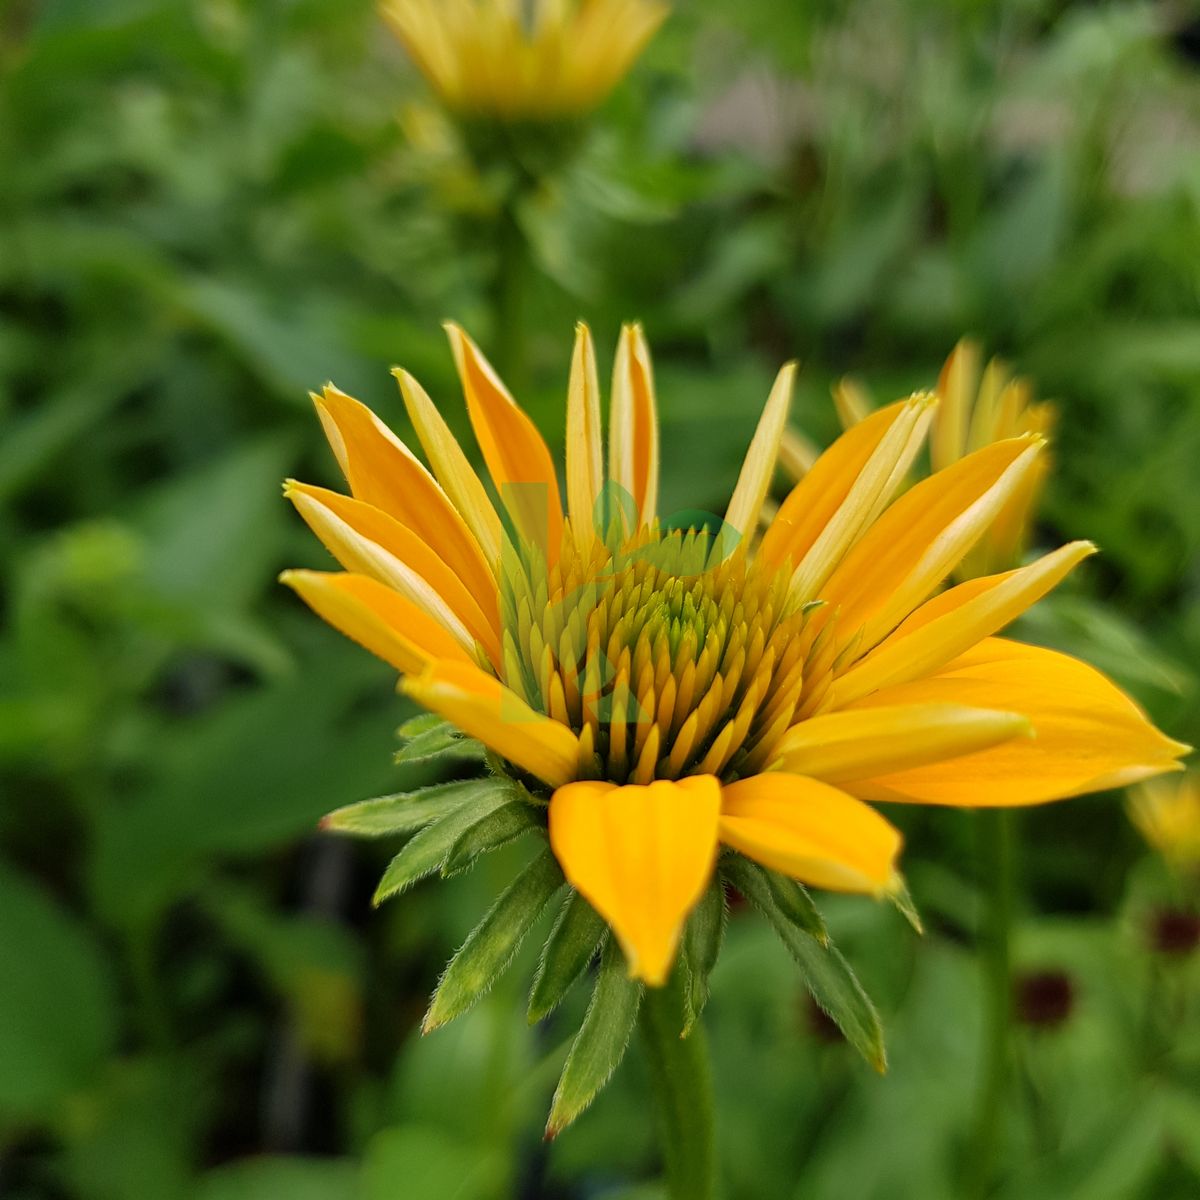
xmin=969 ymin=808 xmax=1016 ymax=1198
xmin=639 ymin=971 xmax=717 ymax=1200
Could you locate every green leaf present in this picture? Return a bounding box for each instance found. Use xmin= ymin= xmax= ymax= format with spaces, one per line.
xmin=441 ymin=799 xmax=542 ymax=876
xmin=196 ymin=1158 xmax=358 ymax=1200
xmin=373 ymin=778 xmax=523 ymax=905
xmin=361 ymin=1125 xmax=503 ymax=1200
xmin=722 ymin=855 xmax=885 ymax=1072
xmin=889 ymin=875 xmax=924 ymax=935
xmin=546 ymin=938 xmax=643 ymax=1136
xmin=422 ymin=847 xmax=564 ymax=1032
xmin=681 ymin=876 xmax=727 ymax=1037
xmin=394 ymin=720 xmax=486 ymax=768
xmin=397 ymin=712 xmax=447 ymax=739
xmin=528 ymin=890 xmax=608 ymax=1024
xmin=321 ymin=780 xmax=482 ymax=839
xmin=0 ymin=864 xmax=118 ymax=1115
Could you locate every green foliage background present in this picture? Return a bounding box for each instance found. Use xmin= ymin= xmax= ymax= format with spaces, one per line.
xmin=2 ymin=0 xmax=1199 ymax=1196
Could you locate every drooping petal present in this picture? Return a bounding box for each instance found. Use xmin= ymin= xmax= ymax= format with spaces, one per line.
xmin=393 ymin=368 xmax=503 ymax=568
xmin=772 ymin=704 xmax=1030 ymax=782
xmin=844 ymin=638 xmax=1190 ymax=806
xmin=280 ymin=570 xmax=471 ymax=675
xmin=444 ymin=322 xmax=564 ymax=557
xmin=312 ymin=384 xmax=496 ymax=604
xmin=549 ymin=775 xmax=721 ymax=985
xmin=829 ymin=540 xmax=1096 ymax=708
xmin=724 ymin=361 xmax=797 ymax=541
xmin=759 ymin=397 xmax=922 ymax=569
xmin=609 ymin=322 xmax=659 ymax=527
xmin=285 ymin=481 xmax=501 ymax=665
xmin=403 ymin=660 xmax=582 ymax=789
xmin=820 ymin=436 xmax=1044 ymax=653
xmin=719 ymin=773 xmax=901 ymax=894
xmin=566 ymin=322 xmax=603 ymax=543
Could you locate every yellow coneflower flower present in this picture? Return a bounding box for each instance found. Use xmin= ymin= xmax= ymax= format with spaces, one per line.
xmin=381 ymin=0 xmax=668 ymax=120
xmin=814 ymin=340 xmax=1057 ymax=580
xmin=1128 ymin=774 xmax=1200 ymax=868
xmin=283 ymin=323 xmax=1187 ymax=995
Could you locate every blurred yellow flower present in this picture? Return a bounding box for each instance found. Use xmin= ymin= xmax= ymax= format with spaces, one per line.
xmin=283 ymin=324 xmax=1186 ymax=988
xmin=381 ymin=0 xmax=668 ymax=120
xmin=1128 ymin=774 xmax=1200 ymax=867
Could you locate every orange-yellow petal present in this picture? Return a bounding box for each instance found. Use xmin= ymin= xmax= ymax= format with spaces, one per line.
xmin=724 ymin=361 xmax=796 ymax=541
xmin=773 ymin=704 xmax=1030 ymax=783
xmin=549 ymin=775 xmax=721 ymax=985
xmin=719 ymin=773 xmax=902 ymax=894
xmin=820 ymin=436 xmax=1043 ymax=653
xmin=280 ymin=569 xmax=471 ymax=675
xmin=444 ymin=322 xmax=564 ymax=557
xmin=393 ymin=368 xmax=504 ymax=567
xmin=285 ymin=481 xmax=501 ymax=665
xmin=845 ymin=638 xmax=1190 ymax=806
xmin=403 ymin=659 xmax=582 ymax=789
xmin=312 ymin=384 xmax=496 ymax=605
xmin=829 ymin=540 xmax=1095 ymax=708
xmin=759 ymin=398 xmax=919 ymax=569
xmin=609 ymin=323 xmax=659 ymax=527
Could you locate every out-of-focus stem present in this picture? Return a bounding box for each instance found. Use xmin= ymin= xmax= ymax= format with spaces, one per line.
xmin=970 ymin=808 xmax=1015 ymax=1198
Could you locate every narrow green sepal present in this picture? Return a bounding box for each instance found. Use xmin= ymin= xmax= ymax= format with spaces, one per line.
xmin=722 ymin=855 xmax=885 ymax=1072
xmin=396 ymin=712 xmax=444 ymax=739
xmin=441 ymin=799 xmax=542 ymax=877
xmin=527 ymin=889 xmax=608 ymax=1025
xmin=422 ymin=846 xmax=564 ymax=1033
xmin=393 ymin=718 xmax=485 ymax=767
xmin=681 ymin=876 xmax=727 ymax=1037
xmin=545 ymin=938 xmax=642 ymax=1137
xmin=372 ymin=777 xmax=520 ymax=905
xmin=889 ymin=874 xmax=924 ymax=935
xmin=321 ymin=780 xmax=478 ymax=839
xmin=723 ymin=853 xmax=828 ymax=946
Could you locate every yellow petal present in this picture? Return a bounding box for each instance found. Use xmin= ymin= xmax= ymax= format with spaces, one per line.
xmin=566 ymin=322 xmax=603 ymax=543
xmin=549 ymin=775 xmax=721 ymax=986
xmin=724 ymin=361 xmax=797 ymax=541
xmin=829 ymin=540 xmax=1096 ymax=708
xmin=403 ymin=659 xmax=582 ymax=789
xmin=759 ymin=398 xmax=917 ymax=569
xmin=787 ymin=391 xmax=936 ymax=603
xmin=719 ymin=773 xmax=901 ymax=894
xmin=820 ymin=436 xmax=1043 ymax=653
xmin=444 ymin=322 xmax=564 ymax=557
xmin=931 ymin=337 xmax=981 ymax=471
xmin=772 ymin=704 xmax=1030 ymax=783
xmin=609 ymin=323 xmax=659 ymax=527
xmin=285 ymin=481 xmax=501 ymax=666
xmin=312 ymin=384 xmax=496 ymax=606
xmin=280 ymin=569 xmax=471 ymax=674
xmin=845 ymin=638 xmax=1191 ymax=806
xmin=393 ymin=368 xmax=503 ymax=567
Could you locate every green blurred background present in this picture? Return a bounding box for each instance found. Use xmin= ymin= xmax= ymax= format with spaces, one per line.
xmin=3 ymin=0 xmax=1200 ymax=1196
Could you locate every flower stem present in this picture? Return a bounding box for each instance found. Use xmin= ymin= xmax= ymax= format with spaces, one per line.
xmin=491 ymin=192 xmax=528 ymax=388
xmin=639 ymin=971 xmax=717 ymax=1200
xmin=969 ymin=808 xmax=1016 ymax=1198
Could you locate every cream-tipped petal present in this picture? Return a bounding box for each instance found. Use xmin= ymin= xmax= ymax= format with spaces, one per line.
xmin=403 ymin=659 xmax=581 ymax=789
xmin=549 ymin=775 xmax=721 ymax=985
xmin=609 ymin=323 xmax=659 ymax=527
xmin=724 ymin=361 xmax=797 ymax=541
xmin=285 ymin=481 xmax=500 ymax=664
xmin=772 ymin=703 xmax=1030 ymax=783
xmin=445 ymin=322 xmax=564 ymax=558
xmin=566 ymin=322 xmax=604 ymax=543
xmin=312 ymin=384 xmax=496 ymax=605
xmin=719 ymin=773 xmax=902 ymax=894
xmin=394 ymin=368 xmax=503 ymax=567
xmin=820 ymin=436 xmax=1044 ymax=654
xmin=281 ymin=569 xmax=471 ymax=675
xmin=829 ymin=541 xmax=1096 ymax=707
xmin=845 ymin=638 xmax=1191 ymax=806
